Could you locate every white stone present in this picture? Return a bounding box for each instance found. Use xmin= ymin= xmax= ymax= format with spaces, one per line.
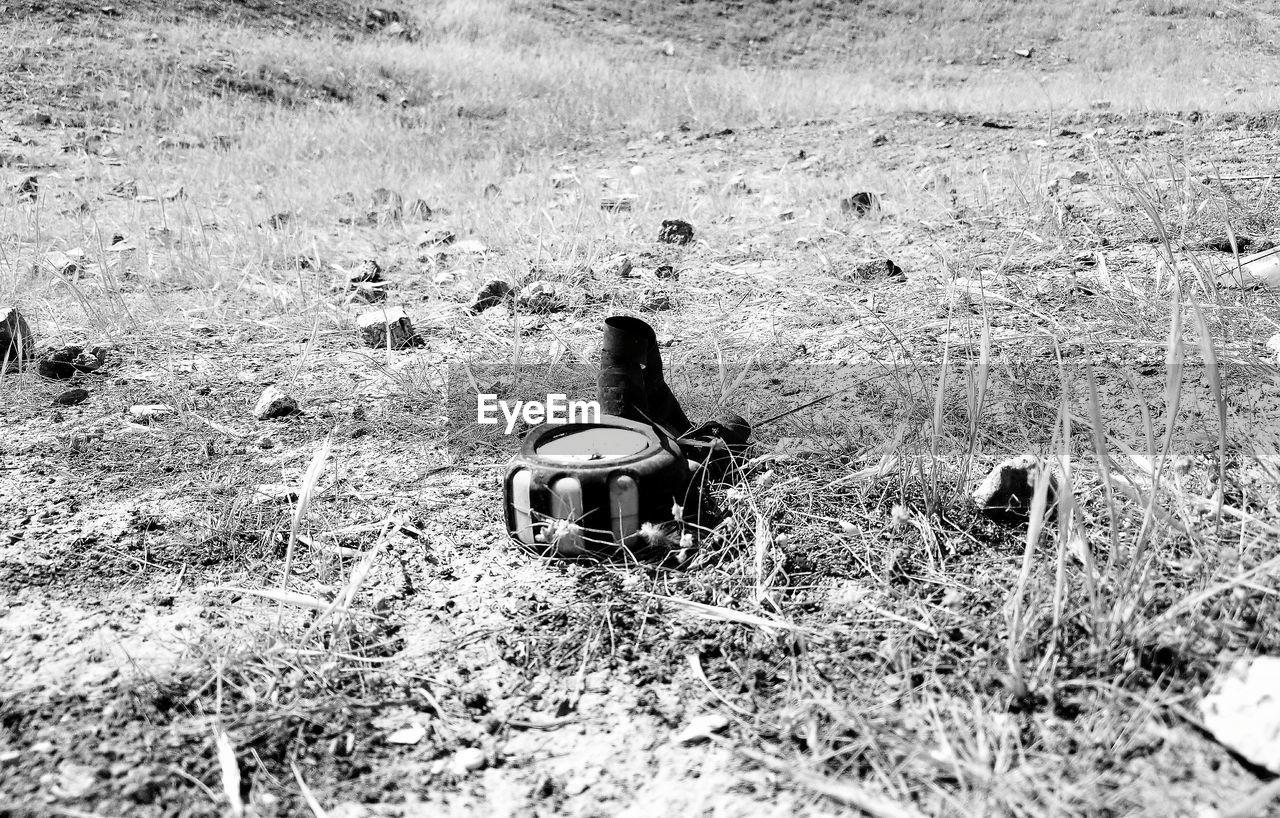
xmin=128 ymin=404 xmax=174 ymax=421
xmin=676 ymin=712 xmax=730 ymax=745
xmin=253 ymin=385 xmax=297 ymax=420
xmin=451 ymin=747 xmax=486 ymax=775
xmin=1200 ymin=656 xmax=1280 ymax=774
xmin=385 ymin=724 xmax=427 ymax=746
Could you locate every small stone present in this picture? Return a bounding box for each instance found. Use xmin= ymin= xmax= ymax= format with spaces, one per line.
xmin=1267 ymin=333 xmax=1280 ymax=366
xmin=406 ymin=199 xmax=432 ymax=221
xmin=253 ymin=386 xmax=298 ymax=420
xmin=110 ymin=179 xmax=138 ymax=198
xmin=972 ymin=454 xmax=1058 ymax=522
xmin=482 ymin=182 xmax=501 ymax=198
xmin=368 ymin=187 xmax=403 ymax=222
xmin=357 ymin=307 xmax=422 ymax=349
xmin=37 ymin=346 xmax=82 ymax=380
xmin=44 ymin=250 xmax=82 ymax=277
xmin=677 ymin=713 xmax=730 ymax=745
xmin=1200 ymin=656 xmax=1280 ymax=774
xmin=71 ymin=346 xmax=108 ymax=373
xmin=15 ymin=175 xmax=38 ymax=201
xmin=0 ymin=750 xmax=20 ymax=767
xmin=597 ymin=254 xmax=633 ymax=278
xmin=1204 ymin=234 xmax=1273 ymax=254
xmin=639 ymin=289 xmax=672 ymax=312
xmin=1 ymin=306 xmax=34 ymax=372
xmin=870 ymin=133 xmax=888 ymax=147
xmin=350 ymin=259 xmax=383 ymax=283
xmin=53 ymin=388 xmax=88 ymax=406
xmin=844 ymin=258 xmax=904 ymax=282
xmin=129 ymin=404 xmax=175 ymax=422
xmin=451 ymin=747 xmax=487 ymax=775
xmin=658 ymin=219 xmax=694 ymax=245
xmin=515 ymin=280 xmax=564 ymax=313
xmin=470 ymin=280 xmax=513 ymax=314
xmin=386 ymin=724 xmax=427 ymax=745
xmin=51 ymin=761 xmax=99 ymax=799
xmin=840 ymin=192 xmax=880 ymax=217
xmin=263 ymin=212 xmax=293 ymax=230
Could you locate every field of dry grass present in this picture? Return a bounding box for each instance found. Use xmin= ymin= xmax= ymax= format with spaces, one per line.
xmin=3 ymin=0 xmax=1280 ymax=816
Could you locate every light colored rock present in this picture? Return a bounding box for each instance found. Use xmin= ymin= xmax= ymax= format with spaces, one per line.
xmin=357 ymin=307 xmax=421 ymax=350
xmin=677 ymin=712 xmax=730 ymax=745
xmin=385 ymin=724 xmax=427 ymax=746
xmin=451 ymin=747 xmax=486 ymax=775
xmin=515 ymin=280 xmax=564 ymax=313
xmin=1267 ymin=333 xmax=1280 ymax=366
xmin=253 ymin=386 xmax=297 ymax=420
xmin=597 ymin=254 xmax=633 ymax=278
xmin=1201 ymin=656 xmax=1280 ymax=774
xmin=128 ymin=404 xmax=175 ymax=422
xmin=972 ymin=454 xmax=1057 ymax=521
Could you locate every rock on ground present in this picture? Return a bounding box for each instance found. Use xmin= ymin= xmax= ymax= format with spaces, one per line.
xmin=1200 ymin=656 xmax=1280 ymax=774
xmin=253 ymin=386 xmax=298 ymax=420
xmin=357 ymin=307 xmax=422 ymax=349
xmin=972 ymin=454 xmax=1057 ymax=522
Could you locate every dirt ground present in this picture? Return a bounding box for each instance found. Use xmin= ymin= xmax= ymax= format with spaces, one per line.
xmin=4 ymin=1 xmax=1280 ymax=817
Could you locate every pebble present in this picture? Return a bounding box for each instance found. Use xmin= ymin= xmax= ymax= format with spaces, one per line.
xmin=385 ymin=724 xmax=427 ymax=746
xmin=840 ymin=192 xmax=880 ymax=217
xmin=356 ymin=307 xmax=422 ymax=349
xmin=677 ymin=712 xmax=730 ymax=745
xmin=658 ymin=219 xmax=694 ymax=245
xmin=128 ymin=404 xmax=175 ymax=422
xmin=469 ymin=280 xmax=513 ymax=314
xmin=451 ymin=747 xmax=487 ymax=775
xmin=253 ymin=385 xmax=298 ymax=420
xmin=972 ymin=454 xmax=1057 ymax=522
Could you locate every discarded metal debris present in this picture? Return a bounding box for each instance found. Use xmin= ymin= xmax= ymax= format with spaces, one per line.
xmin=504 ymin=316 xmax=752 ymax=558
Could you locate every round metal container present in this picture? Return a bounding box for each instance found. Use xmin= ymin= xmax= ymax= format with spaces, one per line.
xmin=504 ymin=415 xmax=693 ymax=554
